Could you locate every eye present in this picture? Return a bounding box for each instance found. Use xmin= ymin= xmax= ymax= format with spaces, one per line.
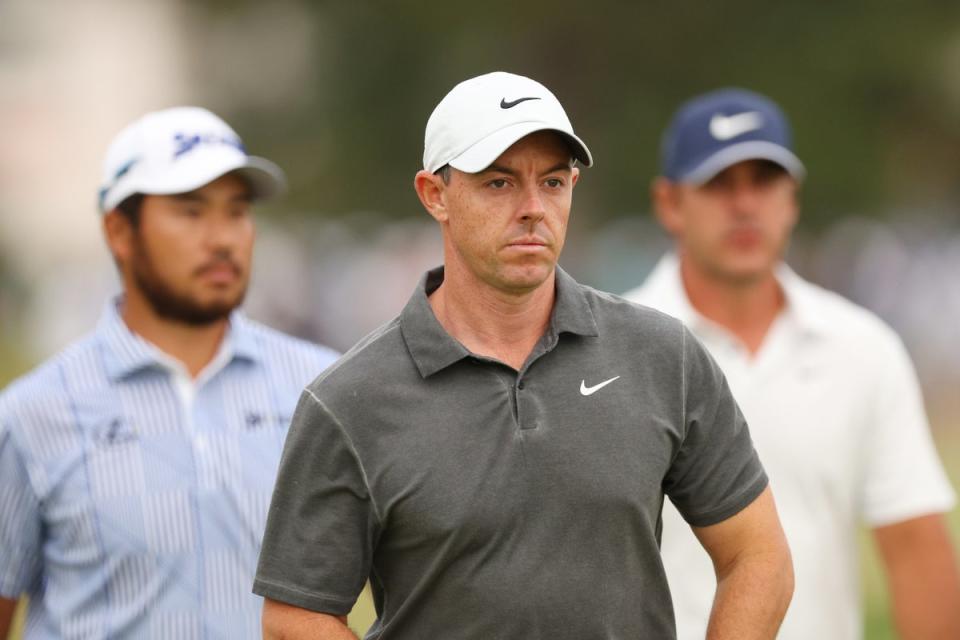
xmin=544 ymin=177 xmax=565 ymax=188
xmin=702 ymin=174 xmax=731 ymax=192
xmin=753 ymin=163 xmax=787 ymax=187
xmin=230 ymin=204 xmax=251 ymax=218
xmin=487 ymin=178 xmax=509 ymax=189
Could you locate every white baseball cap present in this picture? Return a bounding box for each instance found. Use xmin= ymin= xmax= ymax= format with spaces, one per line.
xmin=98 ymin=106 xmax=286 ymax=213
xmin=423 ymin=71 xmax=593 ymax=174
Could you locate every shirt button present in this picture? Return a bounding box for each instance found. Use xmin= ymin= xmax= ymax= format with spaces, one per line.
xmin=517 ymin=381 xmax=525 ymax=390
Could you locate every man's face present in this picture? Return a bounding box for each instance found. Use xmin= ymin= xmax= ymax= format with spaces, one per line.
xmin=430 ymin=131 xmax=579 ymax=295
xmin=121 ymin=172 xmax=255 ymax=325
xmin=656 ymin=160 xmax=798 ymax=285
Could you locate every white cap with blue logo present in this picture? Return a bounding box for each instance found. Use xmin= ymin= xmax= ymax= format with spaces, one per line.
xmin=98 ymin=106 xmax=286 ymax=213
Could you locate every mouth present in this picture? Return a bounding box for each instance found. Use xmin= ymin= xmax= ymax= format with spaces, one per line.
xmin=195 ymin=261 xmax=242 ymax=284
xmin=506 ymin=237 xmax=549 ymax=250
xmin=726 ymin=227 xmax=763 ymax=248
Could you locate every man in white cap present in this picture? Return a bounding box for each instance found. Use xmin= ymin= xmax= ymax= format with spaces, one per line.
xmin=624 ymin=88 xmax=960 ymax=639
xmin=0 ymin=107 xmax=339 ymax=638
xmin=255 ymin=72 xmax=793 ymax=639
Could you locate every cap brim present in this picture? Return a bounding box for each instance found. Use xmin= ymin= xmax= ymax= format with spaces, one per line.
xmin=448 ymin=121 xmax=593 ymax=173
xmin=681 ymin=141 xmax=805 ymax=185
xmin=232 ymin=156 xmax=287 ymax=201
xmin=131 ymin=152 xmax=286 ymax=204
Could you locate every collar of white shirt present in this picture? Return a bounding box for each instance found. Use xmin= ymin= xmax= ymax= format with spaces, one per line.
xmin=635 ymin=253 xmax=832 ymax=343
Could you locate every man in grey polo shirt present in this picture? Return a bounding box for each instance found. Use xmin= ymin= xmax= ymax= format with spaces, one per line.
xmin=254 ymin=72 xmax=794 ymax=639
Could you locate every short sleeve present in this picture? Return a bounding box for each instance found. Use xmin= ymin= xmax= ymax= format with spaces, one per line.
xmin=253 ymin=388 xmax=379 ymax=615
xmin=860 ymin=334 xmax=956 ymax=526
xmin=663 ymin=327 xmax=768 ymax=527
xmin=0 ymin=416 xmax=42 ymax=597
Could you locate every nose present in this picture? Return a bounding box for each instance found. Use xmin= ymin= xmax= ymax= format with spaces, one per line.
xmin=517 ymin=183 xmax=546 ymax=225
xmin=729 ymin=179 xmax=762 ymax=217
xmin=204 ymin=210 xmax=245 ymax=251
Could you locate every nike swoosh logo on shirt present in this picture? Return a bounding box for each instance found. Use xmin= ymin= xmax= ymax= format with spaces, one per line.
xmin=500 ymin=96 xmax=541 ymax=109
xmin=709 ymin=111 xmax=763 ymax=140
xmin=580 ymin=376 xmax=621 ymax=396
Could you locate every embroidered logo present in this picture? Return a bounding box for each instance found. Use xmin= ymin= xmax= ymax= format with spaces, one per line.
xmin=94 ymin=417 xmax=137 ymax=446
xmin=579 ymin=376 xmax=621 ymax=396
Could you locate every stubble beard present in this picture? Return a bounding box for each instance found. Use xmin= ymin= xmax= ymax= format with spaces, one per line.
xmin=129 ymin=238 xmax=247 ymax=326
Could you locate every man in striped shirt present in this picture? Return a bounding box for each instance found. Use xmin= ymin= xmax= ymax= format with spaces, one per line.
xmin=0 ymin=107 xmax=339 ymax=639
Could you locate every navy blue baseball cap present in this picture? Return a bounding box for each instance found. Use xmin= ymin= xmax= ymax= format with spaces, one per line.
xmin=661 ymin=88 xmax=805 ymax=184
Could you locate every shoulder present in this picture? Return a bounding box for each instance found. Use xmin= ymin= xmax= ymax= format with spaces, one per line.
xmin=621 ymin=282 xmax=651 ymax=305
xmin=240 ymin=318 xmax=341 ymax=370
xmin=580 ymin=282 xmax=687 ymax=346
xmin=793 ymin=276 xmax=904 ymax=349
xmin=305 ymin=317 xmax=406 ymax=396
xmin=788 ymin=276 xmax=919 ymax=388
xmin=0 ymin=332 xmax=102 ymax=427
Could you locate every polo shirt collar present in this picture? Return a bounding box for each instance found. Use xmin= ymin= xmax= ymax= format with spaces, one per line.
xmin=644 ymin=253 xmax=829 ymax=338
xmin=775 ymin=265 xmax=831 ymax=336
xmin=552 ymin=264 xmax=600 ymax=337
xmin=97 ymin=296 xmax=260 ymax=381
xmin=401 ymin=266 xmax=598 ymax=379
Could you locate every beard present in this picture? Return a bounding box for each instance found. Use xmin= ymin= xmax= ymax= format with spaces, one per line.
xmin=129 ymin=236 xmax=247 ymax=326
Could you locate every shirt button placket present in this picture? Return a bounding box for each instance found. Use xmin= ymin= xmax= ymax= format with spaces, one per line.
xmin=516 ymin=378 xmax=536 ymax=430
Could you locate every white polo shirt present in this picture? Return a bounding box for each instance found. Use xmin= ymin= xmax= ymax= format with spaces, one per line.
xmin=624 ymin=253 xmax=956 ymax=640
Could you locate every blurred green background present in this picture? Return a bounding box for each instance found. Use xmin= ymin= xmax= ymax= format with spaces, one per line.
xmin=3 ymin=1 xmax=960 ymax=637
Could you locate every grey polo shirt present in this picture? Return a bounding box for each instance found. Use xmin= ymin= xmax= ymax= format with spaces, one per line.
xmin=254 ymin=266 xmax=767 ymax=639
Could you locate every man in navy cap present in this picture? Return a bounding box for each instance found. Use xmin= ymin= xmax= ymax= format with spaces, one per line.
xmin=624 ymin=88 xmax=960 ymax=639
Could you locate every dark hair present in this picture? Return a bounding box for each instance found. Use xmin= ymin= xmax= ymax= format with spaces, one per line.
xmin=435 ymin=165 xmax=452 ymax=185
xmin=115 ymin=193 xmax=145 ymax=227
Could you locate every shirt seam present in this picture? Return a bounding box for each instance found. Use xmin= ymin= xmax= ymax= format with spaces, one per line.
xmin=304 ymin=388 xmax=384 ymax=527
xmin=253 ymin=576 xmax=357 ymax=605
xmin=680 ymin=326 xmax=688 ymax=439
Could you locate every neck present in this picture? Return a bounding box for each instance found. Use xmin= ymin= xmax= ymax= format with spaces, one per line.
xmin=429 ymin=263 xmax=556 ymax=371
xmin=679 ymin=257 xmax=785 ymax=355
xmin=120 ymin=290 xmax=229 ymax=378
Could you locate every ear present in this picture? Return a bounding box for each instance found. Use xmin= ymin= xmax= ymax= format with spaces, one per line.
xmin=786 ymin=180 xmax=801 ymax=229
xmin=651 ymin=177 xmax=684 ymax=236
xmin=414 ymin=170 xmax=450 ymax=223
xmin=102 ymin=210 xmax=135 ymax=267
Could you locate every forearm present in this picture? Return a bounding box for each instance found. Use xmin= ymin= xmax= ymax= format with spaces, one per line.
xmin=0 ymin=597 xmax=18 ymax=640
xmin=262 ymin=598 xmax=358 ymax=640
xmin=875 ymin=514 xmax=960 ymax=640
xmin=705 ymin=547 xmax=793 ymax=640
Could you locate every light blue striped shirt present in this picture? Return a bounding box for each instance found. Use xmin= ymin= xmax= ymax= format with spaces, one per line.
xmin=0 ymin=300 xmax=339 ymax=639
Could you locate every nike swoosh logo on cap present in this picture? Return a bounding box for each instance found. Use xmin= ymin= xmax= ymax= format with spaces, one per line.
xmin=580 ymin=376 xmax=621 ymax=396
xmin=500 ymin=96 xmax=541 ymax=109
xmin=709 ymin=111 xmax=763 ymax=140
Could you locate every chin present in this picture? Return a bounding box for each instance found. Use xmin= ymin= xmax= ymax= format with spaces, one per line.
xmin=498 ymin=264 xmax=554 ymax=293
xmin=716 ymin=263 xmax=772 ymax=285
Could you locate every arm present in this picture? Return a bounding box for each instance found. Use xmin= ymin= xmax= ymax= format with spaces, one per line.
xmin=254 ymin=391 xmax=375 ymax=639
xmin=693 ymin=487 xmax=793 ymax=640
xmin=0 ymin=597 xmax=17 ymax=640
xmin=873 ymin=513 xmax=960 ymax=640
xmin=262 ymin=598 xmax=357 ymax=640
xmin=1 ymin=417 xmax=41 ymax=640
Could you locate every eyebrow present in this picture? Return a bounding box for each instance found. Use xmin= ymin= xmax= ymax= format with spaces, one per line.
xmin=479 ymin=161 xmax=574 ymax=177
xmin=170 ymin=191 xmax=253 ymax=203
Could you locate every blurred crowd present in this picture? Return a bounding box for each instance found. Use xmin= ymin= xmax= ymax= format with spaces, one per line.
xmin=9 ymin=206 xmax=957 ymax=435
